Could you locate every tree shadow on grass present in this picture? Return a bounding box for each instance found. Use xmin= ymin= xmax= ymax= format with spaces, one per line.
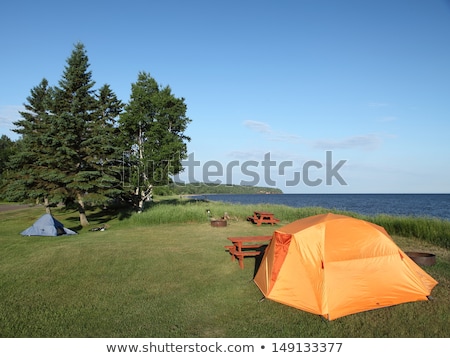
xmin=63 ymin=197 xmax=210 ymax=231
xmin=62 ymin=205 xmax=134 ymax=232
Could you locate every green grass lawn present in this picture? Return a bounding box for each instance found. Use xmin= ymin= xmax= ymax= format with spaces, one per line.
xmin=0 ymin=201 xmax=449 ymax=338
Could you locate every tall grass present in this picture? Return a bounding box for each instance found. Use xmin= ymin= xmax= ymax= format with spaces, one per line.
xmin=125 ymin=197 xmax=450 ymax=249
xmin=369 ymin=214 xmax=450 ymax=249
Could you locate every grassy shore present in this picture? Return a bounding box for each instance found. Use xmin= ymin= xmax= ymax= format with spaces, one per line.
xmin=0 ymin=198 xmax=449 ymax=337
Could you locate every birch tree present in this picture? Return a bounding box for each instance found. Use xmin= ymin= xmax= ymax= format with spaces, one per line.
xmin=119 ymin=72 xmax=191 ymax=212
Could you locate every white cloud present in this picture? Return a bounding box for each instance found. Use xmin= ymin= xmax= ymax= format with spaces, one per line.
xmin=242 ymin=120 xmax=388 ymax=152
xmin=243 ymin=120 xmax=272 ymax=133
xmin=227 ymin=150 xmax=260 ymax=160
xmin=243 ymin=120 xmax=301 ymax=143
xmin=0 ymin=105 xmax=22 ymax=139
xmin=312 ymin=133 xmax=383 ymax=151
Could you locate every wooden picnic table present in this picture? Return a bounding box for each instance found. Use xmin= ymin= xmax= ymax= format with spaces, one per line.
xmin=247 ymin=211 xmax=280 ymax=226
xmin=225 ymin=235 xmax=272 ymax=269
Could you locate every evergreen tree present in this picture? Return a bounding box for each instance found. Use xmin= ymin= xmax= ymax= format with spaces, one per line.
xmin=5 ymin=43 xmax=125 ymax=226
xmin=0 ymin=135 xmax=15 ymax=178
xmin=0 ymin=135 xmax=18 ymax=199
xmin=80 ymin=84 xmax=124 ymax=204
xmin=119 ymin=72 xmax=191 ymax=212
xmin=3 ymin=78 xmax=60 ymax=209
xmin=53 ymin=43 xmax=126 ymax=226
xmin=47 ymin=42 xmax=98 ymax=225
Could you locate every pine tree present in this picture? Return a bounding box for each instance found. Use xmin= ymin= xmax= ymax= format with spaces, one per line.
xmin=5 ymin=43 xmax=125 ymax=226
xmin=0 ymin=135 xmax=15 ymax=178
xmin=0 ymin=135 xmax=18 ymax=199
xmin=4 ymin=78 xmax=61 ymax=210
xmin=48 ymin=42 xmax=97 ymax=225
xmin=81 ymin=84 xmax=124 ymax=204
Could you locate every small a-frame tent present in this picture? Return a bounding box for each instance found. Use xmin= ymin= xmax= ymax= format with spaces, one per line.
xmin=254 ymin=213 xmax=438 ymax=320
xmin=20 ymin=213 xmax=77 ymax=236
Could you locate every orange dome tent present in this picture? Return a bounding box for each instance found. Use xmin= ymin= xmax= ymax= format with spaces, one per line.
xmin=254 ymin=213 xmax=438 ymax=320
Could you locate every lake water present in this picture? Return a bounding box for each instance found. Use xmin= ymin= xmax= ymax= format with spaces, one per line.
xmin=192 ymin=193 xmax=450 ymax=221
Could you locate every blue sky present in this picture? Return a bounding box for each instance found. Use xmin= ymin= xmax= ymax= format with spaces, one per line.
xmin=1 ymin=0 xmax=450 ymax=193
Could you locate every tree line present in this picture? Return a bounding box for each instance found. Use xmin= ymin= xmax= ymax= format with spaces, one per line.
xmin=0 ymin=43 xmax=191 ymax=226
xmin=159 ymin=183 xmax=282 ymax=195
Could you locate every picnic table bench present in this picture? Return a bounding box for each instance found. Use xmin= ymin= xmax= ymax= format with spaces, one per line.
xmin=247 ymin=211 xmax=280 ymax=226
xmin=225 ymin=235 xmax=272 ymax=269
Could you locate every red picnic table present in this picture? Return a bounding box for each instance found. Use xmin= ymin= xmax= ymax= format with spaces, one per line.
xmin=225 ymin=235 xmax=272 ymax=269
xmin=247 ymin=211 xmax=280 ymax=226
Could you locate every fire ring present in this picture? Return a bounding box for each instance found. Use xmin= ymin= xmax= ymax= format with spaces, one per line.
xmin=405 ymin=252 xmax=436 ymax=266
xmin=210 ymin=219 xmax=227 ymax=227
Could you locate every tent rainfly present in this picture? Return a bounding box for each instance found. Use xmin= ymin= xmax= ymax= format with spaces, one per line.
xmin=254 ymin=213 xmax=438 ymax=320
xmin=20 ymin=213 xmax=77 ymax=236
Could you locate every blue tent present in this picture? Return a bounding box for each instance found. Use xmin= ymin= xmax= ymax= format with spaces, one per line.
xmin=20 ymin=213 xmax=77 ymax=236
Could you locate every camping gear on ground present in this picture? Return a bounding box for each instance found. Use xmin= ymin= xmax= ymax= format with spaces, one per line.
xmin=20 ymin=213 xmax=77 ymax=236
xmin=254 ymin=213 xmax=438 ymax=320
xmin=89 ymin=224 xmax=109 ymax=232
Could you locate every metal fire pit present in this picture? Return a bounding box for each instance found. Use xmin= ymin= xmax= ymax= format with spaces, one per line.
xmin=405 ymin=252 xmax=436 ymax=266
xmin=210 ymin=219 xmax=227 ymax=227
